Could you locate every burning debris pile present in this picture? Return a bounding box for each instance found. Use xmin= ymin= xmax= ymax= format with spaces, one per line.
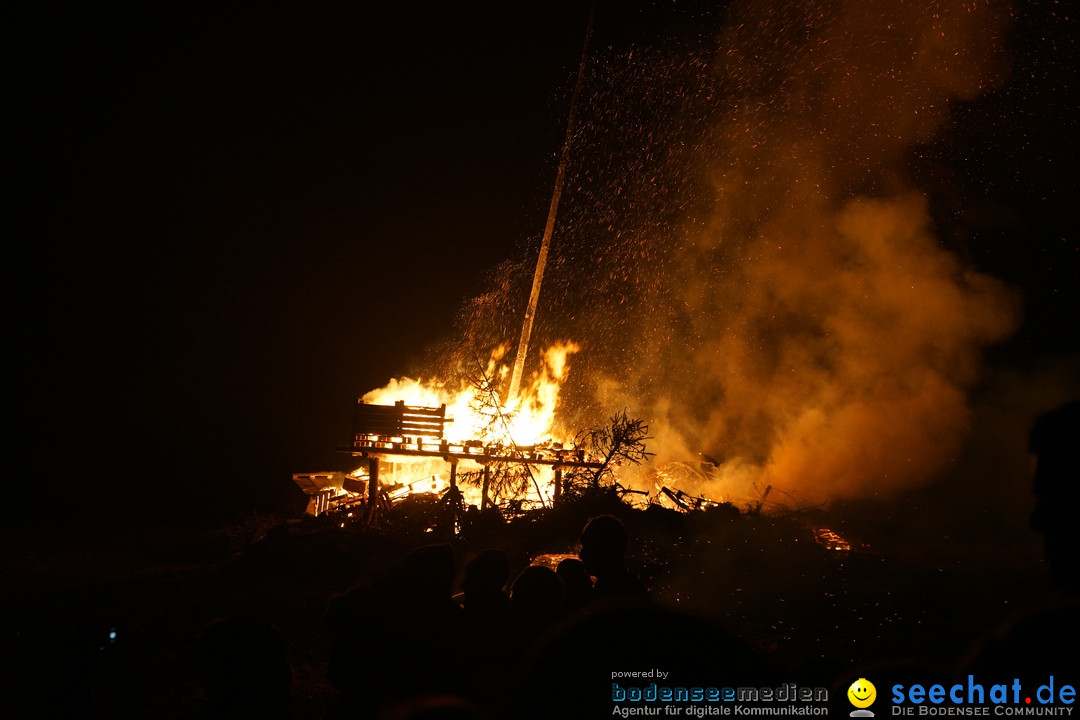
xmin=293 ymin=344 xmax=664 ymax=528
xmin=288 ymin=338 xmax=804 ymax=530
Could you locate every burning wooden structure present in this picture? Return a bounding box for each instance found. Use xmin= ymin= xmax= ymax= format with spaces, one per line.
xmin=293 ymin=400 xmax=607 ymax=525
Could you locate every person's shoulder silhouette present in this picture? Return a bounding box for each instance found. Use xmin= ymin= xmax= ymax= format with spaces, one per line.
xmin=1029 ymin=400 xmax=1080 ymax=593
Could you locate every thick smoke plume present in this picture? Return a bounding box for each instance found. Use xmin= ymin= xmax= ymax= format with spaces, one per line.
xmin=452 ymin=0 xmax=1021 ymax=505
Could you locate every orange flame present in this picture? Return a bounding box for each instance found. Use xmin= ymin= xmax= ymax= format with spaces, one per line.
xmin=361 ymin=341 xmax=579 ymax=447
xmin=356 ymin=342 xmax=580 ymax=506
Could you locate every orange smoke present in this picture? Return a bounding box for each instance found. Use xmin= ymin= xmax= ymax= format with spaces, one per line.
xmin=589 ymin=0 xmax=1021 ymax=505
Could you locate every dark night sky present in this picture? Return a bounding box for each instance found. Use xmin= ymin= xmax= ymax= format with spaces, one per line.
xmin=10 ymin=2 xmax=1077 ymax=522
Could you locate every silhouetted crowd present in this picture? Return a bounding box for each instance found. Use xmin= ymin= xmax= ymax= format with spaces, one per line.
xmin=33 ymin=402 xmax=1077 ymax=718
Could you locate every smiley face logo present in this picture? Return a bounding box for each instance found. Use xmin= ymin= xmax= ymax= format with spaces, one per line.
xmin=847 ymin=678 xmax=877 ymax=709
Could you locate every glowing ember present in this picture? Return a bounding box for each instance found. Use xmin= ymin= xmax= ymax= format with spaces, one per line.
xmin=813 ymin=528 xmax=853 ymax=552
xmin=530 ymin=553 xmax=580 ymax=571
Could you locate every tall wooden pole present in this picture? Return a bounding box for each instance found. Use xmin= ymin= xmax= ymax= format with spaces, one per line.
xmin=507 ymin=5 xmax=595 ymax=402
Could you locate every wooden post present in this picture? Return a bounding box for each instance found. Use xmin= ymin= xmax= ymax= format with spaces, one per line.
xmin=554 ymin=467 xmax=563 ymax=506
xmin=507 ymin=5 xmax=595 ymax=402
xmin=481 ymin=465 xmax=492 ymax=511
xmin=445 ymin=460 xmax=462 ymax=536
xmin=365 ymin=456 xmax=381 ymax=526
xmin=367 ymin=457 xmax=380 ymax=504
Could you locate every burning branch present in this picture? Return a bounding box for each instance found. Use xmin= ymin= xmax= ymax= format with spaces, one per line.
xmin=464 ymin=358 xmax=548 ymax=508
xmin=563 ymin=409 xmax=654 ymax=497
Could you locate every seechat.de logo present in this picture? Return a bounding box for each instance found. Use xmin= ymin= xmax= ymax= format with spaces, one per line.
xmin=891 ymin=676 xmax=1076 ymax=715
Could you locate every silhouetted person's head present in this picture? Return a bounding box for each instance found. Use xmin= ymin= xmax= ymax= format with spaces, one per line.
xmin=460 ymin=548 xmax=511 ymax=619
xmin=579 ymin=514 xmax=649 ymax=599
xmin=404 ymin=543 xmax=457 ymax=602
xmin=460 ymin=549 xmax=510 ymax=597
xmin=579 ymin=514 xmax=628 ymax=577
xmin=556 ymin=557 xmax=592 ymax=613
xmin=510 ymin=565 xmax=564 ymax=629
xmin=326 ymin=585 xmax=417 ymax=712
xmin=1030 ymin=400 xmax=1080 ymax=592
xmin=197 ymin=617 xmax=291 ymax=719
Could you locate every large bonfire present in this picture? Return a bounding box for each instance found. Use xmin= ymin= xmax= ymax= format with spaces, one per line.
xmin=304 ymin=0 xmax=1022 ymax=522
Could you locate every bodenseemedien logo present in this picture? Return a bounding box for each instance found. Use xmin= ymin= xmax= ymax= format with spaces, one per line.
xmin=849 ymin=678 xmax=878 ymax=717
xmin=610 ymin=679 xmax=830 ymax=716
